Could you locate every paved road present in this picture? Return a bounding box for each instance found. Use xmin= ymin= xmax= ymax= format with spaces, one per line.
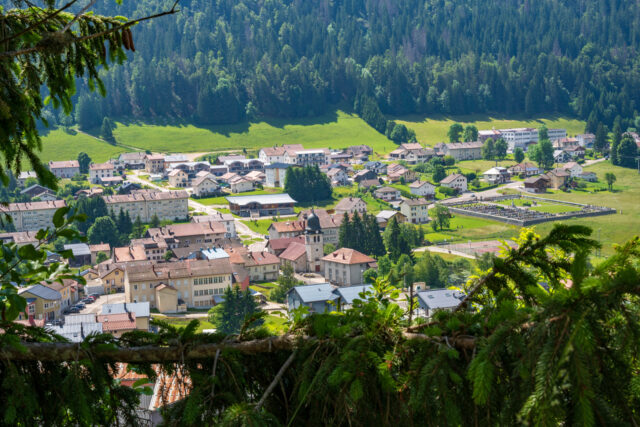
xmin=81 ymin=292 xmax=126 ymax=315
xmin=127 ymin=171 xmax=268 ymax=250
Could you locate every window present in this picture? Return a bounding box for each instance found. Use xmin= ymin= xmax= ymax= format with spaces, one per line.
xmin=134 ymin=284 xmax=138 ymax=291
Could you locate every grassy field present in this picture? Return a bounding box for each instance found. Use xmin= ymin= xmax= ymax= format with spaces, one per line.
xmin=110 ymin=110 xmax=395 ymax=155
xmin=531 ymin=162 xmax=640 ymax=255
xmin=423 ymin=211 xmax=519 ymax=244
xmin=393 ymin=114 xmax=586 ymax=147
xmin=241 ymin=218 xmax=293 ymax=235
xmin=37 ymin=129 xmax=128 ymax=162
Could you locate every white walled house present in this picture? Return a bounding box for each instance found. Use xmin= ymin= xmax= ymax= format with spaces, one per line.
xmin=563 ymin=162 xmax=583 ymax=178
xmin=191 ymin=176 xmax=219 ymax=197
xmin=399 ymin=198 xmax=430 ymax=224
xmin=440 ymin=174 xmax=468 ymax=192
xmin=89 ymin=163 xmax=115 ymax=184
xmin=409 ymin=181 xmax=436 ymax=198
xmin=48 ymin=160 xmax=80 ymax=178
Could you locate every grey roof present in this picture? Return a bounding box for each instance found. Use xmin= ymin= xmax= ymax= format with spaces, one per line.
xmin=101 ymin=302 xmax=150 ymax=318
xmin=64 ymin=314 xmax=97 ymax=324
xmin=51 ymin=322 xmax=103 ymax=342
xmin=19 ymin=283 xmax=61 ymax=301
xmin=417 ymin=289 xmax=465 ymax=310
xmin=264 ymin=162 xmax=293 ymax=169
xmin=333 ymin=284 xmax=373 ymax=305
xmin=376 ymin=210 xmax=401 ymax=220
xmin=226 ymin=193 xmax=297 ymax=206
xmin=64 ymin=243 xmax=91 ymax=256
xmin=289 ymin=283 xmax=337 ymax=303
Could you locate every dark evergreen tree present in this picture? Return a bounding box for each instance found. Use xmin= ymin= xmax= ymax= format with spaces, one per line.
xmin=211 ymin=285 xmax=263 ymax=334
xmin=617 ymin=136 xmax=639 ymax=168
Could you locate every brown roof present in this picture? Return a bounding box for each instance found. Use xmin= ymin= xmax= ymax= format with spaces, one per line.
xmin=374 ymin=187 xmax=400 ymax=194
xmin=279 ymin=242 xmax=307 ymax=261
xmin=270 ymin=220 xmax=305 ymax=234
xmin=49 ymin=160 xmax=79 ymax=169
xmin=90 ymin=243 xmax=111 ymax=253
xmin=2 ymin=200 xmax=66 ymax=212
xmin=89 ymin=162 xmax=114 ymax=170
xmin=148 ymin=221 xmax=226 ymax=239
xmin=409 ymin=180 xmax=434 ymax=188
xmin=321 ymin=248 xmax=375 ymax=265
xmin=114 ymin=246 xmax=148 ymax=262
xmin=440 ymin=173 xmax=466 ymax=184
xmin=335 ymin=197 xmax=365 ymax=211
xmin=0 ymin=231 xmax=40 ymax=245
xmin=155 ymin=283 xmax=177 ymax=292
xmin=359 ymin=179 xmax=380 ymax=189
xmin=103 ymin=190 xmax=188 ymax=204
xmin=401 ymin=198 xmax=430 ymax=206
xmin=97 ymin=313 xmax=137 ymax=332
xmin=227 ymin=248 xmax=279 ymax=267
xmin=266 ymin=236 xmax=305 ymax=251
xmin=145 ymin=154 xmax=164 ymax=161
xmin=192 ymin=175 xmax=217 ymax=187
xmin=445 ymin=141 xmax=483 ymax=149
xmin=125 ymin=258 xmax=233 ymax=282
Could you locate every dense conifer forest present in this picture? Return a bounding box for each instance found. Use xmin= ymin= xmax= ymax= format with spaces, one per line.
xmin=50 ymin=0 xmax=640 ymax=131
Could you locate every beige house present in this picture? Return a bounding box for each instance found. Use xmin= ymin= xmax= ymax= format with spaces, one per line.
xmin=101 ymin=302 xmax=151 ymax=331
xmin=322 ymin=248 xmax=376 ymax=286
xmin=259 ymin=144 xmax=304 ymax=164
xmin=48 ymin=160 xmax=80 ymax=178
xmin=145 ymin=154 xmax=165 ymax=173
xmin=17 ymin=284 xmax=62 ymax=321
xmin=400 ymin=198 xmax=431 ymax=224
xmin=334 ymin=197 xmax=367 ymax=215
xmin=192 ymin=213 xmax=236 ymax=238
xmin=409 ymin=181 xmax=436 ymax=198
xmin=89 ymin=162 xmax=115 ymax=184
xmin=167 ymin=169 xmax=189 ymax=188
xmin=191 ymin=175 xmax=219 ymax=197
xmin=146 ymin=221 xmax=227 ymax=248
xmin=103 ymin=189 xmax=188 ymax=223
xmin=100 ymin=267 xmax=126 ymax=293
xmin=42 ymin=279 xmax=76 ymax=311
xmin=154 ymin=284 xmax=179 ymax=313
xmin=227 ymin=248 xmax=280 ymax=282
xmin=1 ymin=200 xmax=67 ymax=232
xmin=124 ymin=259 xmax=234 ymax=311
xmin=440 ymin=173 xmax=468 ymax=192
xmin=374 ymin=187 xmax=401 ymax=202
xmin=229 ymin=176 xmax=254 ymax=193
xmin=441 ymin=142 xmax=483 ymax=161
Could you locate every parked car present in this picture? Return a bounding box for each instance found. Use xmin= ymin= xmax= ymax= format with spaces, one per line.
xmin=89 ymin=293 xmax=101 ymax=299
xmin=67 ymin=306 xmax=81 ymax=314
xmin=85 ymin=295 xmax=97 ymax=301
xmin=74 ymin=302 xmax=86 ymax=310
xmin=81 ymin=298 xmax=94 ymax=304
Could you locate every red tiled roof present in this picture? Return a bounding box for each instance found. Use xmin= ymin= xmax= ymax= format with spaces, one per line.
xmin=322 ymin=248 xmax=375 ymax=265
xmin=279 ymin=242 xmax=307 ymax=261
xmin=97 ymin=313 xmax=137 ymax=332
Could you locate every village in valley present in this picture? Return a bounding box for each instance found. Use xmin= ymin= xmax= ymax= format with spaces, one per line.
xmin=2 ymin=123 xmax=635 ymax=339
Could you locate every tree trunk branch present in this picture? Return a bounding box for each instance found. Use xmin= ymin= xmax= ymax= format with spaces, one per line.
xmin=0 ymin=332 xmax=478 ymax=362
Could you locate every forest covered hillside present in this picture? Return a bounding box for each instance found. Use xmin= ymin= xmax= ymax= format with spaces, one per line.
xmin=61 ymin=0 xmax=640 ymax=130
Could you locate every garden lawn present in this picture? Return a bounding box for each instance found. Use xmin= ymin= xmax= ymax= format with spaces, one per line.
xmin=111 ymin=110 xmax=395 ymax=155
xmin=264 ymin=314 xmax=288 ymax=334
xmin=155 ymin=316 xmax=216 ymax=333
xmin=531 ymin=162 xmax=640 ymax=255
xmin=392 ymin=114 xmax=585 ymax=146
xmin=241 ymin=218 xmax=292 ymax=235
xmin=38 ymin=128 xmax=129 ymax=162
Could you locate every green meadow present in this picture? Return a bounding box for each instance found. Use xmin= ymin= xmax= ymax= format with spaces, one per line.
xmin=110 ymin=110 xmax=395 ymax=155
xmin=37 ymin=129 xmax=128 ymax=163
xmin=531 ymin=162 xmax=640 ymax=255
xmin=393 ymin=114 xmax=586 ymax=146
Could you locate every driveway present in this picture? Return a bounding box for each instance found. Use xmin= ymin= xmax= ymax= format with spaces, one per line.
xmin=81 ymin=292 xmax=126 ymax=314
